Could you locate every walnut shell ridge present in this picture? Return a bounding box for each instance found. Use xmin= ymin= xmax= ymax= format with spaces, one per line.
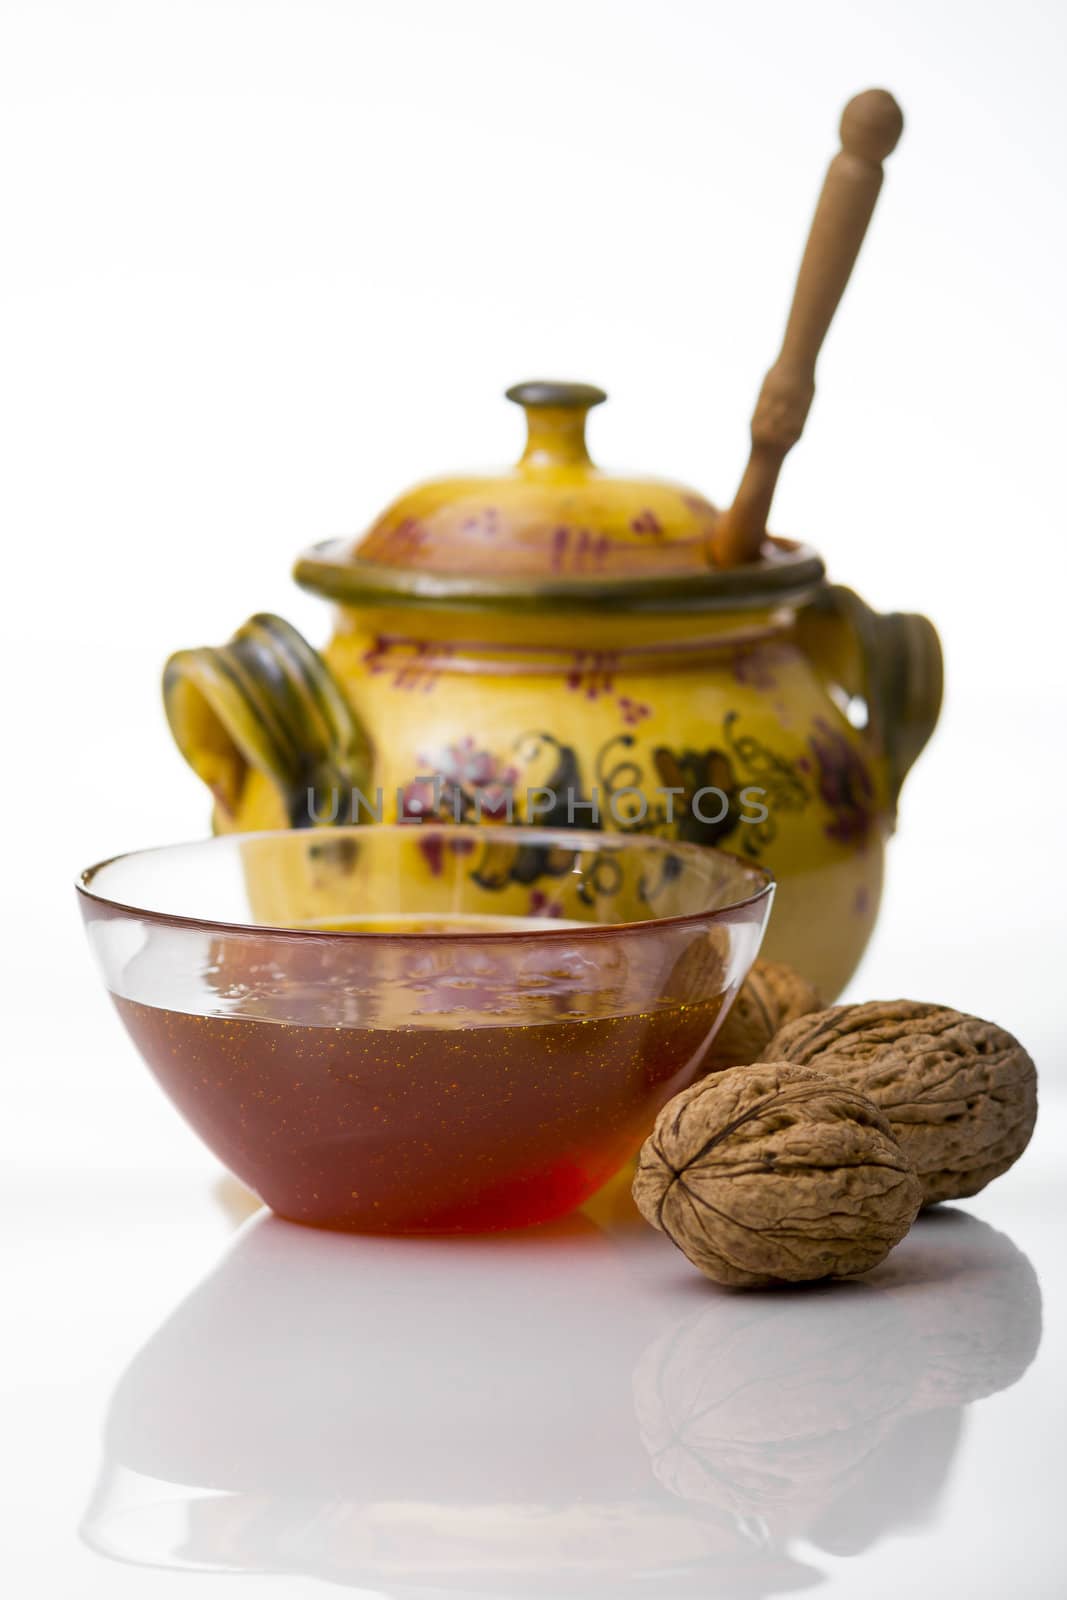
xmin=766 ymin=1001 xmax=1038 ymax=1206
xmin=710 ymin=960 xmax=822 ymax=1070
xmin=633 ymin=1063 xmax=922 ymax=1288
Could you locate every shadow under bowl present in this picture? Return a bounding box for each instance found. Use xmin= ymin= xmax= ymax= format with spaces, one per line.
xmin=78 ymin=825 xmax=773 ymax=1232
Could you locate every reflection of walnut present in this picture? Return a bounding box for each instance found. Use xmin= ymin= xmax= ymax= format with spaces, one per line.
xmin=632 ymin=1282 xmax=917 ymax=1534
xmin=631 ymin=1207 xmax=1042 ymax=1545
xmin=710 ymin=960 xmax=822 ymax=1069
xmin=633 ymin=1063 xmax=921 ymax=1288
xmin=767 ymin=1001 xmax=1038 ymax=1206
xmin=873 ymin=1211 xmax=1043 ymax=1413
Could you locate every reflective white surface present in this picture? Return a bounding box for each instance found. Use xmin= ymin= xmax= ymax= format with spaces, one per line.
xmin=4 ymin=2 xmax=1067 ymax=1593
xmin=5 ymin=1102 xmax=1065 ymax=1599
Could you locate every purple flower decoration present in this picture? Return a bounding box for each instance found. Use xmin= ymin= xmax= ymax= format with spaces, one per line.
xmin=731 ymin=647 xmax=779 ymax=691
xmin=618 ymin=695 xmax=651 ymax=727
xmin=401 ymin=740 xmax=520 ymax=837
xmin=808 ymin=717 xmax=876 ymax=845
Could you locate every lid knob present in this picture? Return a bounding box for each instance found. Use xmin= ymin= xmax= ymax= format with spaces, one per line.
xmin=506 ymin=379 xmax=607 ymax=468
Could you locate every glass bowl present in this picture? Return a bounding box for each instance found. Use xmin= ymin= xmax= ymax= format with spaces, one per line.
xmin=78 ymin=825 xmax=773 ymax=1233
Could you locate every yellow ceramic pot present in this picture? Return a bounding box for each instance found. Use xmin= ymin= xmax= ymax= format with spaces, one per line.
xmin=164 ymin=383 xmax=942 ymax=1000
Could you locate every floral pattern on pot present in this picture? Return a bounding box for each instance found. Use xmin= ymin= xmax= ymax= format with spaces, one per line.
xmin=808 ymin=715 xmax=876 ymax=844
xmin=393 ymin=713 xmax=842 ymax=887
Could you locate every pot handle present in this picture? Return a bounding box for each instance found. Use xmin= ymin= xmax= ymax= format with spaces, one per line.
xmin=163 ymin=614 xmax=373 ymax=829
xmin=799 ymin=584 xmax=943 ymax=813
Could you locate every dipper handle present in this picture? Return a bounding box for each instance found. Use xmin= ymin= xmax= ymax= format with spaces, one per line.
xmin=711 ymin=89 xmax=904 ymax=568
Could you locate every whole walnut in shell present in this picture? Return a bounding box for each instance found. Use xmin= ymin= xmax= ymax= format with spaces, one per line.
xmin=766 ymin=1001 xmax=1038 ymax=1206
xmin=710 ymin=960 xmax=822 ymax=1069
xmin=633 ymin=1063 xmax=922 ymax=1288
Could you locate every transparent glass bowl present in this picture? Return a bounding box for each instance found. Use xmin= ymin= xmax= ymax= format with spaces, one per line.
xmin=78 ymin=825 xmax=773 ymax=1232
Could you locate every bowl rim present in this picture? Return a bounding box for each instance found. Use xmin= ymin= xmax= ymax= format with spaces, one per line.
xmin=76 ymin=824 xmax=775 ymax=942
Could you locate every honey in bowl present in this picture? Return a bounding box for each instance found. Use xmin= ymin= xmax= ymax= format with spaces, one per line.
xmin=79 ymin=826 xmax=774 ymax=1233
xmin=115 ymin=1005 xmax=723 ymax=1233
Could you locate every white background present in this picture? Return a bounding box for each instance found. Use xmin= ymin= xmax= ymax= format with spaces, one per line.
xmin=1 ymin=3 xmax=1066 ymax=1596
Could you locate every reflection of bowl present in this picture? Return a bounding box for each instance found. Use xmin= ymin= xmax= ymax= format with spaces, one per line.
xmin=82 ymin=1214 xmax=819 ymax=1596
xmin=78 ymin=825 xmax=772 ymax=1232
xmin=82 ymin=1209 xmax=1041 ymax=1596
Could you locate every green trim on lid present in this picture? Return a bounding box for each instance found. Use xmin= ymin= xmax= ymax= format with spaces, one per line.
xmin=293 ymin=538 xmax=826 ymax=614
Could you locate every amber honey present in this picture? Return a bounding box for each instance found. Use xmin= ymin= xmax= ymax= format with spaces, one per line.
xmin=114 ymin=913 xmax=724 ymax=1232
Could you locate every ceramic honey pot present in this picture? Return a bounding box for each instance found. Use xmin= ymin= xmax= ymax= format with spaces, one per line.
xmin=163 ymin=89 xmax=942 ymax=1000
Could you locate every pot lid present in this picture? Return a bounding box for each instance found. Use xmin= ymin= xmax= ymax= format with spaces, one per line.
xmin=294 ymin=381 xmax=824 ymax=612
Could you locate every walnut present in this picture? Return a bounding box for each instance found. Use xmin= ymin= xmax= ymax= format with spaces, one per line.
xmin=633 ymin=1063 xmax=922 ymax=1288
xmin=709 ymin=959 xmax=822 ymax=1069
xmin=766 ymin=1001 xmax=1038 ymax=1206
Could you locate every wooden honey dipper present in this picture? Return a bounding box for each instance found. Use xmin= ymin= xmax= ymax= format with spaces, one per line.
xmin=711 ymin=89 xmax=904 ymax=568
